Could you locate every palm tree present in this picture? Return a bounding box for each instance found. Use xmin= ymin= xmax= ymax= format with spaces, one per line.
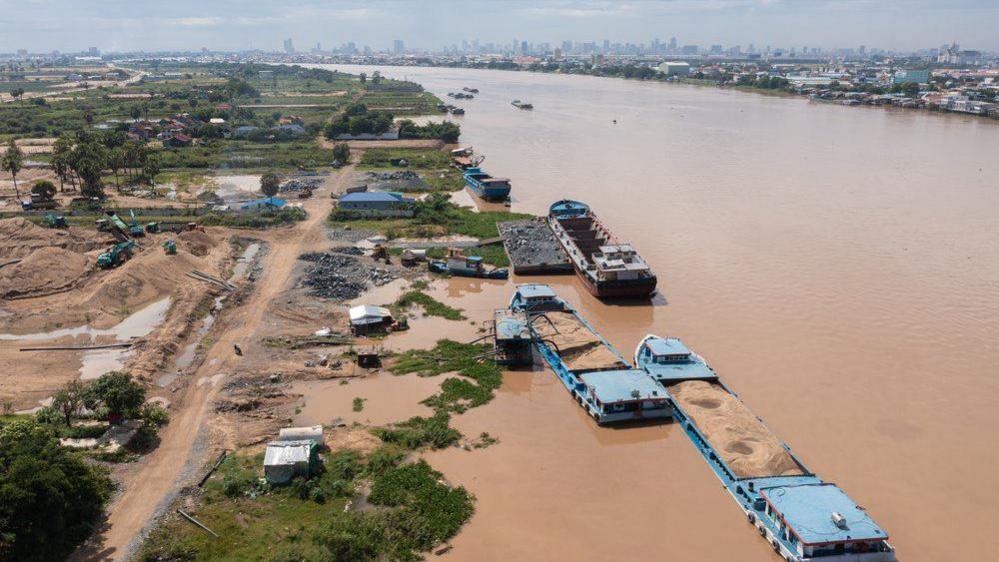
xmin=1 ymin=140 xmax=24 ymax=199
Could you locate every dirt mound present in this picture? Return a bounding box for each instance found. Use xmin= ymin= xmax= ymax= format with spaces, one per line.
xmin=669 ymin=380 xmax=805 ymax=478
xmin=0 ymin=247 xmax=89 ymax=298
xmin=0 ymin=217 xmax=102 ymax=260
xmin=178 ymin=230 xmax=213 ymax=257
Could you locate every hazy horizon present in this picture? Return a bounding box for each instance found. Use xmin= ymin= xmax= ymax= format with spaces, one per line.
xmin=1 ymin=0 xmax=997 ymax=54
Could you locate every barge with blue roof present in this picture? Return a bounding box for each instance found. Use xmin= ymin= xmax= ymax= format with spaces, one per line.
xmin=508 ymin=284 xmax=670 ymax=424
xmin=635 ymin=334 xmax=895 ymax=562
xmin=463 ymin=166 xmax=511 ymax=201
xmin=547 ymin=200 xmax=657 ymax=299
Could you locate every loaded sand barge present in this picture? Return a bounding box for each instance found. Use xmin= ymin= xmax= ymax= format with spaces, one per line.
xmin=509 ymin=284 xmax=670 ymax=424
xmin=635 ymin=335 xmax=895 ymax=562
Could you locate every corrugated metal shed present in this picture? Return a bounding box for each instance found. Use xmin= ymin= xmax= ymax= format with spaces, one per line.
xmin=263 ymin=440 xmax=316 ymax=485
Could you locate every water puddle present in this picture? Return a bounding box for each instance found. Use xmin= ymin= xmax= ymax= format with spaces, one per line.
xmin=1 ymin=298 xmax=172 ymax=380
xmin=291 ymin=373 xmax=443 ymax=427
xmin=211 ymin=174 xmax=261 ymax=203
xmin=349 ymin=278 xmax=410 ymax=306
xmin=231 ymin=242 xmax=261 ymax=279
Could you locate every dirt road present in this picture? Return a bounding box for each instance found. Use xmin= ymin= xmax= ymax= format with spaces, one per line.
xmin=76 ymin=166 xmax=354 ymax=561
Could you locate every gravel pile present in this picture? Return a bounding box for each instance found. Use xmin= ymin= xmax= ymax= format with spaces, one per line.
xmin=331 ymin=246 xmax=365 ymax=256
xmin=327 ymin=228 xmax=375 ymax=243
xmin=363 ymin=170 xmax=429 ymax=192
xmin=280 ymin=177 xmax=324 ymax=193
xmin=498 ymin=219 xmax=571 ymax=270
xmin=299 ymin=252 xmax=398 ymax=300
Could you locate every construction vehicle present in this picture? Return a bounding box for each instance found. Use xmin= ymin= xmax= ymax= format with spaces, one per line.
xmin=186 ymin=222 xmax=205 ymax=233
xmin=128 ymin=210 xmax=145 ymax=238
xmin=41 ymin=213 xmax=67 ymax=228
xmin=21 ymin=193 xmax=58 ymax=211
xmin=145 ymin=222 xmax=160 ymax=234
xmin=103 ymin=212 xmax=132 ymax=243
xmin=163 ymin=240 xmax=177 ymax=255
xmin=97 ymin=240 xmax=136 ymax=269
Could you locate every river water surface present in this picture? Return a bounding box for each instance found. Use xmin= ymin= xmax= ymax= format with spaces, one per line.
xmin=323 ymin=64 xmax=999 ymax=562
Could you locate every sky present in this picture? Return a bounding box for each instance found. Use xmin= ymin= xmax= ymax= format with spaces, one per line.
xmin=1 ymin=0 xmax=997 ymax=54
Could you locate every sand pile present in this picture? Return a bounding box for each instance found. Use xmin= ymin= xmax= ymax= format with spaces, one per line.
xmin=0 ymin=217 xmax=102 ymax=260
xmin=669 ymin=380 xmax=805 ymax=478
xmin=178 ymin=230 xmax=213 ymax=257
xmin=564 ymin=345 xmax=628 ymax=373
xmin=533 ymin=312 xmax=626 ymax=372
xmin=0 ymin=247 xmax=89 ymax=298
xmin=533 ymin=312 xmax=602 ymax=355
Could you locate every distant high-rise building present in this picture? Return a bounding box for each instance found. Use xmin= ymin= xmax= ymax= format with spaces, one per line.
xmin=521 ymin=40 xmax=529 ymax=54
xmin=562 ymin=40 xmax=572 ymax=54
xmin=88 ymin=47 xmax=100 ymax=56
xmin=16 ymin=49 xmax=28 ymax=57
xmin=602 ymin=39 xmax=610 ymax=53
xmin=681 ymin=45 xmax=698 ymax=55
xmin=668 ymin=37 xmax=677 ymax=51
xmin=393 ymin=39 xmax=405 ymax=54
xmin=283 ymin=38 xmax=295 ymax=54
xmin=710 ymin=44 xmax=723 ymax=55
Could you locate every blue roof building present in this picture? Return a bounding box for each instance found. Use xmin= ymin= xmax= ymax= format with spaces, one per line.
xmin=337 ymin=191 xmax=415 ymax=218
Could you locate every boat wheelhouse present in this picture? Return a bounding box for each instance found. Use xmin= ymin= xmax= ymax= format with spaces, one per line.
xmin=634 ymin=335 xmax=895 ymax=562
xmin=510 ymin=285 xmax=670 ymax=424
xmin=463 ymin=166 xmax=511 ymax=201
xmin=547 ymin=200 xmax=657 ymax=298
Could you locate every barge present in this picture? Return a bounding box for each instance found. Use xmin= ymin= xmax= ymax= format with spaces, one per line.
xmin=547 ymin=200 xmax=657 ymax=299
xmin=509 ymin=284 xmax=671 ymax=424
xmin=635 ymin=335 xmax=895 ymax=562
xmin=463 ymin=166 xmax=512 ymax=201
xmin=429 ymin=248 xmax=509 ymax=279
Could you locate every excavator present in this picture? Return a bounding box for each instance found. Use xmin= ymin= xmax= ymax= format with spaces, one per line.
xmin=95 ymin=211 xmax=141 ymax=269
xmin=97 ymin=240 xmax=136 ymax=269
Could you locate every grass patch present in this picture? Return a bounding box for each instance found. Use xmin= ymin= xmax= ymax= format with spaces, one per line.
xmin=359 ymin=147 xmax=452 ymax=170
xmin=391 ymin=340 xmax=504 ymax=414
xmin=352 ymin=397 xmax=366 ymax=412
xmin=372 ymin=412 xmax=462 ymax=450
xmin=139 ymin=445 xmax=471 ymax=562
xmin=392 ymin=290 xmax=465 ymax=321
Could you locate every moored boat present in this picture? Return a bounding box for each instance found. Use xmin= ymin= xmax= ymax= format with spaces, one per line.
xmin=509 ymin=284 xmax=671 ymax=424
xmin=463 ymin=166 xmax=511 ymax=200
xmin=429 ymin=248 xmax=508 ymax=279
xmin=547 ymin=200 xmax=657 ymax=299
xmin=634 ymin=335 xmax=895 ymax=562
xmin=511 ymin=100 xmax=533 ymax=109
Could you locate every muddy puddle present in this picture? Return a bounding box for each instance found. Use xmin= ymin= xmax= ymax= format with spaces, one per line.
xmin=290 ymin=373 xmax=443 ymax=427
xmin=1 ymin=297 xmax=172 ymax=380
xmin=210 ymin=174 xmax=261 ymax=203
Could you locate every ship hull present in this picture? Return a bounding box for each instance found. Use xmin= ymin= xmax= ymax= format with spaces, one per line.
xmin=465 ymin=181 xmax=511 ymax=201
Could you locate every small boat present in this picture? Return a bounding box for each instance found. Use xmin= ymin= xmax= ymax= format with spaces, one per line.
xmin=463 ymin=166 xmax=511 ymax=201
xmin=511 ymin=100 xmax=533 ymax=110
xmin=449 ymin=107 xmax=465 ymax=115
xmin=429 ymin=248 xmax=508 ymax=279
xmin=462 ymin=87 xmax=479 ymax=93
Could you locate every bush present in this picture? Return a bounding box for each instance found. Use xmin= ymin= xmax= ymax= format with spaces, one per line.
xmin=314 ymin=511 xmax=387 ymax=562
xmin=0 ymin=420 xmax=112 ymax=562
xmin=372 ymin=412 xmax=461 ymax=450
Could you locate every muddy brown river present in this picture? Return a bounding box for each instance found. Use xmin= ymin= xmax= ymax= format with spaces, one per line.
xmin=321 ymin=64 xmax=999 ymax=561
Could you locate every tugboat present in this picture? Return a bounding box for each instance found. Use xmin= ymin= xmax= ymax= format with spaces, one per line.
xmin=511 ymin=100 xmax=534 ymax=110
xmin=547 ymin=200 xmax=657 ymax=299
xmin=463 ymin=166 xmax=511 ymax=201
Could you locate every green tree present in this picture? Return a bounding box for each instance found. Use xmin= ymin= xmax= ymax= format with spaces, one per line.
xmin=89 ymin=371 xmax=145 ymax=421
xmin=71 ymin=140 xmax=107 ymax=199
xmin=359 ymin=72 xmax=367 ymax=84
xmin=108 ymin=147 xmax=126 ymax=189
xmin=129 ymin=105 xmax=142 ymax=120
xmin=1 ymin=140 xmax=24 ymax=200
xmin=51 ymin=136 xmax=75 ymax=191
xmin=30 ymin=180 xmax=56 ymax=201
xmin=10 ymin=87 xmax=25 ymax=103
xmin=50 ymin=380 xmax=91 ymax=427
xmin=0 ymin=419 xmax=112 ymax=562
xmin=332 ymin=142 xmax=350 ymax=164
xmin=260 ymin=172 xmax=280 ymax=198
xmin=141 ymin=155 xmax=161 ymax=184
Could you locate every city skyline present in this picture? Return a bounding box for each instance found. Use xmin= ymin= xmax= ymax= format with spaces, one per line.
xmin=2 ymin=0 xmax=998 ymax=54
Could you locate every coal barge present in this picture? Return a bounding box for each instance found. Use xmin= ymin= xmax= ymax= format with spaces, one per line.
xmin=547 ymin=200 xmax=657 ymax=298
